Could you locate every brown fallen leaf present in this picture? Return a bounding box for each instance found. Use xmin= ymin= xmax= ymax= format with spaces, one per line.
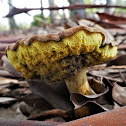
xmin=28 ymin=109 xmax=69 ymax=121
xmin=97 ymin=12 xmax=126 ymax=22
xmin=89 ymin=69 xmax=125 ymax=83
xmin=0 ymin=70 xmax=20 ymax=77
xmin=19 ymin=102 xmax=33 ymax=116
xmin=45 ymin=116 xmax=65 ymax=122
xmin=0 ymin=97 xmax=16 ymax=103
xmin=112 ymin=83 xmax=126 ymax=106
xmin=18 ymin=95 xmax=70 ymax=121
xmin=102 ymin=77 xmax=113 ymax=89
xmin=11 ymin=88 xmax=31 ymax=96
xmin=118 ymin=44 xmax=126 ymax=50
xmin=78 ymin=19 xmax=122 ymax=29
xmin=96 ymin=77 xmax=114 ymax=107
xmin=107 ymin=54 xmax=126 ymax=66
xmin=88 ymin=78 xmax=108 ymax=94
xmin=2 ymin=55 xmax=22 ymax=77
xmin=0 ymin=85 xmax=9 ymax=91
xmin=28 ymin=80 xmax=74 ymax=112
xmin=0 ymin=76 xmax=18 ymax=85
xmin=63 ymin=20 xmax=78 ymax=29
xmin=71 ymin=89 xmax=109 ymax=106
xmin=19 ymin=93 xmax=53 ymax=111
xmin=0 ymin=88 xmax=10 ymax=96
xmin=71 ymin=78 xmax=109 ymax=106
xmin=74 ymin=101 xmax=106 ymax=119
xmin=89 ymin=65 xmax=126 ymax=71
xmin=71 ymin=77 xmax=115 ymax=118
xmin=18 ymin=81 xmax=29 ymax=88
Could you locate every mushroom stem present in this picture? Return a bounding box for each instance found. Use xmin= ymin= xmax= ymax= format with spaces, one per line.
xmin=65 ymin=67 xmax=95 ymax=95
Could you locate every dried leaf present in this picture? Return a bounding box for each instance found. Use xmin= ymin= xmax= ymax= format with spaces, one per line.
xmin=0 ymin=76 xmax=18 ymax=85
xmin=107 ymin=54 xmax=126 ymax=66
xmin=45 ymin=116 xmax=65 ymax=122
xmin=0 ymin=43 xmax=10 ymax=51
xmin=97 ymin=12 xmax=126 ymax=22
xmin=0 ymin=70 xmax=19 ymax=77
xmin=2 ymin=55 xmax=22 ymax=77
xmin=71 ymin=77 xmax=115 ymax=117
xmin=19 ymin=93 xmax=53 ymax=111
xmin=89 ymin=78 xmax=108 ymax=94
xmin=89 ymin=65 xmax=126 ymax=71
xmin=74 ymin=101 xmax=105 ymax=119
xmin=19 ymin=102 xmax=33 ymax=116
xmin=0 ymin=88 xmax=10 ymax=96
xmin=96 ymin=77 xmax=114 ymax=106
xmin=0 ymin=97 xmax=16 ymax=103
xmin=89 ymin=70 xmax=124 ymax=83
xmin=11 ymin=88 xmax=31 ymax=96
xmin=78 ymin=18 xmax=122 ymax=29
xmin=18 ymin=81 xmax=29 ymax=88
xmin=71 ymin=78 xmax=109 ymax=106
xmin=112 ymin=83 xmax=126 ymax=106
xmin=28 ymin=80 xmax=74 ymax=112
xmin=28 ymin=109 xmax=69 ymax=121
xmin=63 ymin=20 xmax=78 ymax=29
xmin=113 ymin=102 xmax=121 ymax=109
xmin=118 ymin=44 xmax=126 ymax=50
xmin=102 ymin=77 xmax=113 ymax=89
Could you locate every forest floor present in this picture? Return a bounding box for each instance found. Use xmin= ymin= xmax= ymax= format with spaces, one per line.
xmin=0 ymin=18 xmax=126 ymax=123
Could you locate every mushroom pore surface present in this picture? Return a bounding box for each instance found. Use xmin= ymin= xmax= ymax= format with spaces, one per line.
xmin=7 ymin=30 xmax=117 ymax=81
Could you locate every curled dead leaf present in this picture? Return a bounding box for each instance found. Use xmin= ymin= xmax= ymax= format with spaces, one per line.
xmin=71 ymin=78 xmax=109 ymax=106
xmin=71 ymin=77 xmax=115 ymax=119
xmin=28 ymin=80 xmax=74 ymax=112
xmin=112 ymin=83 xmax=126 ymax=106
xmin=96 ymin=77 xmax=114 ymax=106
xmin=74 ymin=101 xmax=106 ymax=119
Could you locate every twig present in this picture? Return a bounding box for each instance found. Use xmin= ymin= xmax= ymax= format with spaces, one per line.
xmin=5 ymin=4 xmax=126 ymax=17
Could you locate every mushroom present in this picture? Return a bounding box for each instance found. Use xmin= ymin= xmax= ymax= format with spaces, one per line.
xmin=6 ymin=26 xmax=117 ymax=95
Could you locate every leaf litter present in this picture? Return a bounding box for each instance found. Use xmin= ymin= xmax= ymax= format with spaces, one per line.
xmin=0 ymin=18 xmax=126 ymax=123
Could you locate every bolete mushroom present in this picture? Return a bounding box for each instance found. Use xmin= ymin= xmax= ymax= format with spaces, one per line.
xmin=6 ymin=26 xmax=117 ymax=95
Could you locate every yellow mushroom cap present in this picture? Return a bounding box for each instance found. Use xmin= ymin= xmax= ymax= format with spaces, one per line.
xmin=6 ymin=26 xmax=117 ymax=81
